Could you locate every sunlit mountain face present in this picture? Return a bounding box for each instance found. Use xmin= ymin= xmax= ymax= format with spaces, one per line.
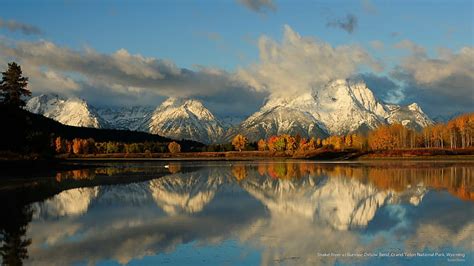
xmin=2 ymin=162 xmax=473 ymax=265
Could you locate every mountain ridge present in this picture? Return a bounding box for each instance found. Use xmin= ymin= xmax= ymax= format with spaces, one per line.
xmin=26 ymin=79 xmax=433 ymax=143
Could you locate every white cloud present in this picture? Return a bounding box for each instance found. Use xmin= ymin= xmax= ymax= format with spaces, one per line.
xmin=237 ymin=25 xmax=381 ymax=97
xmin=391 ymin=43 xmax=474 ymax=115
xmin=398 ymin=46 xmax=474 ymax=86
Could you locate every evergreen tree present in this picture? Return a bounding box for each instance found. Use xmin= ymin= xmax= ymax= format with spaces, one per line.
xmin=0 ymin=62 xmax=31 ymax=107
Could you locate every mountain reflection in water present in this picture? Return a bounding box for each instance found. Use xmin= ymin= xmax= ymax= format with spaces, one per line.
xmin=1 ymin=161 xmax=473 ymax=265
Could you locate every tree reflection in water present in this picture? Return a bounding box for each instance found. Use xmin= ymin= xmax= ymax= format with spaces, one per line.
xmin=0 ymin=161 xmax=472 ymax=265
xmin=0 ymin=192 xmax=32 ymax=266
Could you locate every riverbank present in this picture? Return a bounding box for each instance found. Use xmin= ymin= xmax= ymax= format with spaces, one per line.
xmin=62 ymin=148 xmax=474 ymax=161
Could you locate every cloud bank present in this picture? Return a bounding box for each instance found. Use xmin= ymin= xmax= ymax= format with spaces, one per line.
xmin=0 ymin=40 xmax=265 ymax=115
xmin=0 ymin=18 xmax=42 ymax=35
xmin=0 ymin=24 xmax=472 ymax=117
xmin=392 ymin=42 xmax=474 ymax=115
xmin=237 ymin=25 xmax=380 ymax=97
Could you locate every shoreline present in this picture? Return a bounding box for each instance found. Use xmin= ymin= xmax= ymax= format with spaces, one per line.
xmin=63 ymin=155 xmax=474 ymax=162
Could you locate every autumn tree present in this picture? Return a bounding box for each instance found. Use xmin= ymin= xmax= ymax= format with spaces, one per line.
xmin=368 ymin=125 xmax=395 ymax=150
xmin=284 ymin=135 xmax=297 ymax=154
xmin=257 ymin=139 xmax=267 ymax=151
xmin=54 ymin=136 xmax=64 ymax=153
xmin=72 ymin=138 xmax=82 ymax=154
xmin=232 ymin=134 xmax=248 ymax=152
xmin=267 ymin=136 xmax=279 ymax=152
xmin=168 ymin=141 xmax=181 ymax=153
xmin=351 ymin=134 xmax=366 ymax=150
xmin=0 ymin=62 xmax=31 ymax=107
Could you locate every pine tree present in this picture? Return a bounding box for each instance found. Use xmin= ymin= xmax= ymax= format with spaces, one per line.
xmin=0 ymin=62 xmax=31 ymax=107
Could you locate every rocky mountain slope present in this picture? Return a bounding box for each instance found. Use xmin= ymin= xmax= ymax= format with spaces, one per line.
xmin=96 ymin=106 xmax=153 ymax=131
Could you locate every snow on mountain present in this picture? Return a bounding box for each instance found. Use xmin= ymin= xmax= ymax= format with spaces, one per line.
xmin=226 ymin=104 xmax=329 ymax=141
xmin=26 ymin=79 xmax=433 ymax=143
xmin=233 ymin=79 xmax=433 ymax=140
xmin=32 ymin=187 xmax=99 ymax=219
xmin=26 ymin=94 xmax=104 ymax=128
xmin=385 ymin=103 xmax=433 ymax=131
xmin=240 ymin=175 xmax=391 ymax=230
xmin=146 ymin=97 xmax=225 ymax=144
xmin=218 ymin=115 xmax=247 ymax=129
xmin=96 ymin=106 xmax=153 ymax=131
xmin=149 ymin=169 xmax=228 ymax=215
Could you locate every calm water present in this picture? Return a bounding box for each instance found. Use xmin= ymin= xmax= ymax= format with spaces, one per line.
xmin=1 ymin=161 xmax=473 ymax=266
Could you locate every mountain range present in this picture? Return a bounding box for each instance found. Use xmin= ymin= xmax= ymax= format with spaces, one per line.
xmin=26 ymin=79 xmax=433 ymax=143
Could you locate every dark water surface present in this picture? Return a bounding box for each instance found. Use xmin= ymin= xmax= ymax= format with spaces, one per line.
xmin=1 ymin=161 xmax=473 ymax=265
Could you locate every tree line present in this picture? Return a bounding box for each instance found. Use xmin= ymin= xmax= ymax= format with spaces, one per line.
xmin=54 ymin=137 xmax=182 ymax=155
xmin=231 ymin=113 xmax=474 ymax=153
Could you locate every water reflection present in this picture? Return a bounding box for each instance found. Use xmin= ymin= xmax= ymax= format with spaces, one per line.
xmin=1 ymin=161 xmax=473 ymax=265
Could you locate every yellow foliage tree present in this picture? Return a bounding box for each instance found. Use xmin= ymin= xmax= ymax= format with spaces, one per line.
xmin=232 ymin=134 xmax=248 ymax=152
xmin=257 ymin=139 xmax=267 ymax=151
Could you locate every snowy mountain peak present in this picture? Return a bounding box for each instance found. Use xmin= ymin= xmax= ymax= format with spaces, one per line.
xmin=234 ymin=79 xmax=432 ymax=140
xmin=26 ymin=94 xmax=104 ymax=128
xmin=147 ymin=97 xmax=225 ymax=143
xmin=408 ymin=103 xmax=421 ymax=112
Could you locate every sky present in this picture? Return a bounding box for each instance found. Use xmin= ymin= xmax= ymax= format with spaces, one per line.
xmin=0 ymin=0 xmax=473 ymax=119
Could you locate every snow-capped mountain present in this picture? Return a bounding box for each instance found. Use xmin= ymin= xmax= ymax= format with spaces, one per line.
xmin=26 ymin=94 xmax=104 ymax=128
xmin=96 ymin=106 xmax=153 ymax=131
xmin=227 ymin=105 xmax=329 ymax=141
xmin=233 ymin=79 xmax=433 ymax=140
xmin=26 ymin=94 xmax=225 ymax=143
xmin=146 ymin=97 xmax=225 ymax=144
xmin=26 ymin=79 xmax=433 ymax=143
xmin=385 ymin=103 xmax=433 ymax=131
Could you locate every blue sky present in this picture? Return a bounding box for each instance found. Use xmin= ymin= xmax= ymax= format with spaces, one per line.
xmin=0 ymin=0 xmax=473 ymax=117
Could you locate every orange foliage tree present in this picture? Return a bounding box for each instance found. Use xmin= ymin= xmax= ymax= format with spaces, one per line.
xmin=168 ymin=141 xmax=181 ymax=153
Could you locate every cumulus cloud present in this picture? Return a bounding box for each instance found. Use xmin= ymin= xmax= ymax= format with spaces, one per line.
xmin=391 ymin=43 xmax=474 ymax=115
xmin=238 ymin=0 xmax=276 ymax=13
xmin=237 ymin=25 xmax=381 ymax=97
xmin=326 ymin=14 xmax=358 ymax=34
xmin=0 ymin=18 xmax=42 ymax=35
